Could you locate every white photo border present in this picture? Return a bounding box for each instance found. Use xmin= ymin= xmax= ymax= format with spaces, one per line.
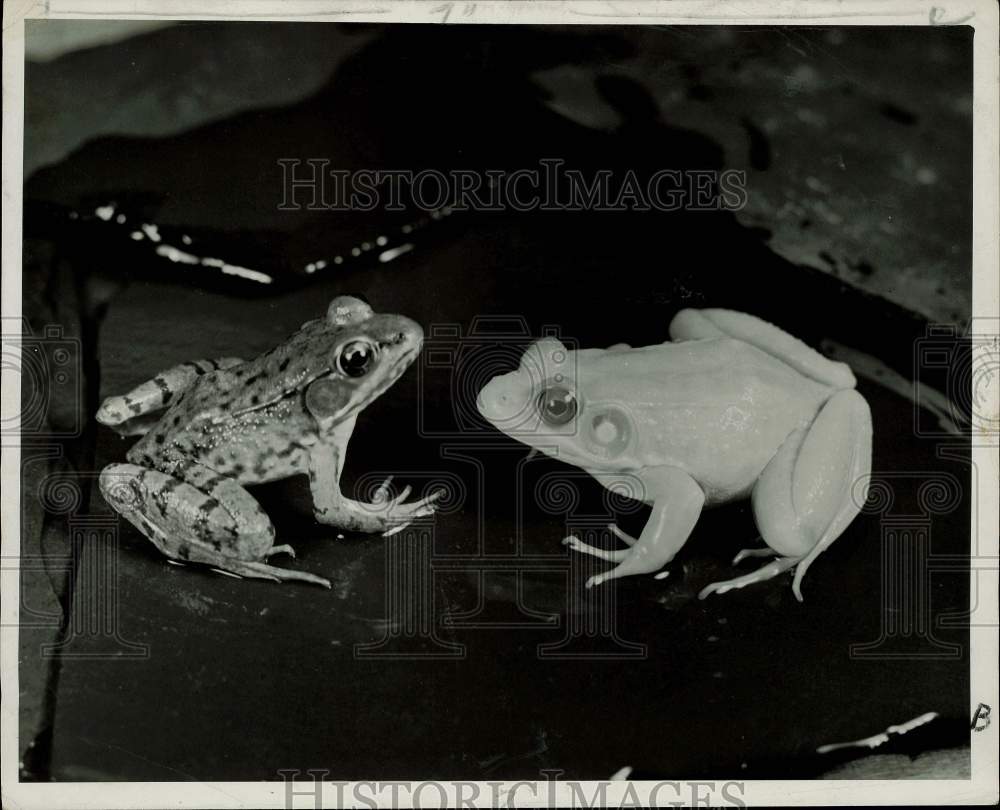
xmin=2 ymin=1 xmax=997 ymax=807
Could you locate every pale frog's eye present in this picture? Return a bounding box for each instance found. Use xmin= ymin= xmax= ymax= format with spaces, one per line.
xmin=537 ymin=385 xmax=577 ymax=426
xmin=336 ymin=340 xmax=378 ymax=377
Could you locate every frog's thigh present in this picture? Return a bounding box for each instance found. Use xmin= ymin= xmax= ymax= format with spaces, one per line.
xmin=101 ymin=461 xmax=275 ymax=560
xmin=669 ymin=308 xmax=855 ymax=388
xmin=753 ymin=389 xmax=872 ymax=599
xmin=101 ymin=462 xmax=330 ymax=586
xmin=587 ymin=467 xmax=704 ymax=588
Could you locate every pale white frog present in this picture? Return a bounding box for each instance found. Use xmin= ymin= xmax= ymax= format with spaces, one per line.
xmin=477 ymin=308 xmax=872 ymax=600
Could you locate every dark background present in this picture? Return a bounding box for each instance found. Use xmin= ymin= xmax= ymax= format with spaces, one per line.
xmin=19 ymin=22 xmax=973 ymax=781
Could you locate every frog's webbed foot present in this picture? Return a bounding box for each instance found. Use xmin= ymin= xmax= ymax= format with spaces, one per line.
xmin=580 ymin=468 xmax=705 ymax=589
xmin=698 ymin=555 xmax=801 ymax=599
xmin=367 ymin=476 xmax=442 ymax=525
xmin=562 ymin=522 xmax=638 ymax=563
xmin=379 ymin=487 xmax=445 ymax=536
xmin=182 ymin=547 xmax=331 ymax=588
xmin=562 ymin=535 xmax=631 ymax=562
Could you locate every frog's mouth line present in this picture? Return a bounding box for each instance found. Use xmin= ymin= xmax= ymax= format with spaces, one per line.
xmin=371 ymin=344 xmax=421 ymax=399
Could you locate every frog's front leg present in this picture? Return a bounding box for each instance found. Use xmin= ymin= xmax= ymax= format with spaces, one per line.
xmin=99 ymin=461 xmax=331 ymax=587
xmin=97 ymin=356 xmax=244 ymax=436
xmin=566 ymin=467 xmax=705 ymax=588
xmin=307 ymin=441 xmax=440 ymax=536
xmin=699 ymin=388 xmax=872 ymax=601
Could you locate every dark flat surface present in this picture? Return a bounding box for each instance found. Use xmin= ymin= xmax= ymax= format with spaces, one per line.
xmin=22 ymin=24 xmax=972 ymax=781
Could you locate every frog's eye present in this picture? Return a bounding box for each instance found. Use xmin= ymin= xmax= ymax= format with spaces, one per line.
xmin=336 ymin=340 xmax=378 ymax=377
xmin=537 ymin=385 xmax=577 ymax=426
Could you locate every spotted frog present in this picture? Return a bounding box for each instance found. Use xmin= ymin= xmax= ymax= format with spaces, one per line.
xmin=477 ymin=308 xmax=872 ymax=600
xmin=96 ymin=296 xmax=439 ymax=588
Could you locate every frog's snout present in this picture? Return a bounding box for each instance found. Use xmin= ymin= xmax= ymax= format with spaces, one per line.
xmin=476 ymin=376 xmax=523 ymax=424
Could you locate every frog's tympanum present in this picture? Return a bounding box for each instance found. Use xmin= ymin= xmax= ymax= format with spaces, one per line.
xmin=97 ymin=296 xmax=439 ymax=587
xmin=477 ymin=308 xmax=872 ymax=600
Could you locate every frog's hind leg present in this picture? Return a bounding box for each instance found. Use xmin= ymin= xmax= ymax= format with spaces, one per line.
xmin=668 ymin=308 xmax=856 ymax=388
xmin=96 ymin=357 xmax=244 ymax=436
xmin=99 ymin=462 xmax=330 ymax=587
xmin=699 ymin=388 xmax=872 ymax=601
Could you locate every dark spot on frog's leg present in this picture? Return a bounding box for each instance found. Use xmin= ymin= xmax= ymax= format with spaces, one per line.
xmin=250 ymin=395 xmax=260 ymax=405
xmin=172 ymin=415 xmax=182 ymax=426
xmin=278 ymin=358 xmax=290 ymax=372
xmin=125 ymin=396 xmax=142 ymax=415
xmin=176 ymin=543 xmax=190 ymax=560
xmin=245 ymin=372 xmax=263 ymax=386
xmin=153 ymin=376 xmax=173 ymax=405
xmin=191 ymin=359 xmax=218 ymax=374
xmin=201 ymin=474 xmax=229 ymax=494
xmin=155 ymin=432 xmax=166 ymax=444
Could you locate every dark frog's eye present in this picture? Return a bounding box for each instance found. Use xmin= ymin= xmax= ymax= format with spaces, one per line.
xmin=537 ymin=385 xmax=578 ymax=426
xmin=336 ymin=340 xmax=378 ymax=377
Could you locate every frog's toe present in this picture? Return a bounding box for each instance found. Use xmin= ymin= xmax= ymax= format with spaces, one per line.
xmin=382 ymin=521 xmax=412 ymax=537
xmin=608 ymin=523 xmax=638 ymax=547
xmin=732 ymin=547 xmax=777 ymax=565
xmin=264 ymin=544 xmax=296 ymax=559
xmin=182 ymin=546 xmax=331 ymax=588
xmin=401 ymin=489 xmax=444 ymax=515
xmin=563 ymin=535 xmax=631 ymax=562
xmin=388 ymin=484 xmax=413 ymax=507
xmin=210 ymin=567 xmax=249 ymax=581
xmin=697 ymin=555 xmax=801 ymax=600
xmin=372 ymin=475 xmax=395 ymax=504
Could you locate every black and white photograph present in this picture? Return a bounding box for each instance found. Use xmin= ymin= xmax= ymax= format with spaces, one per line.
xmin=2 ymin=2 xmax=997 ymax=807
